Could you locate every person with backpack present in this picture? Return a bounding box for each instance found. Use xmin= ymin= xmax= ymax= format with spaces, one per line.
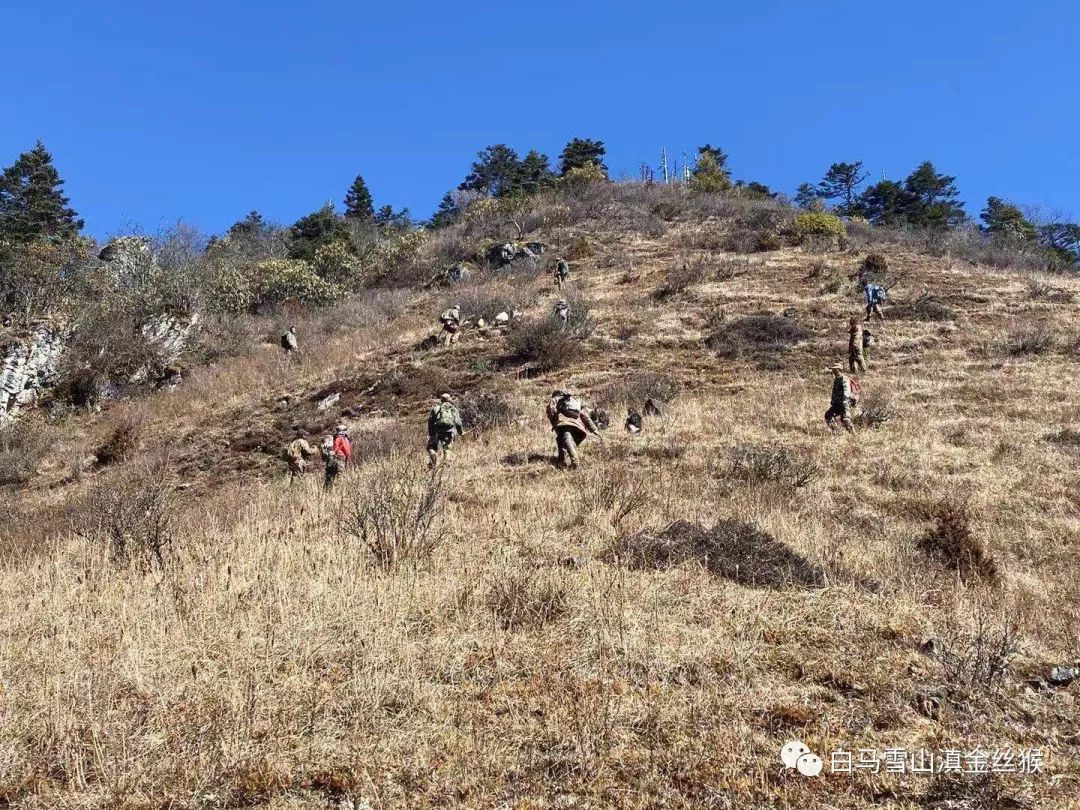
xmin=281 ymin=325 xmax=298 ymax=355
xmin=848 ymin=317 xmax=867 ymax=373
xmin=546 ymin=389 xmax=603 ymax=469
xmin=825 ymin=364 xmax=857 ymax=434
xmin=323 ymin=424 xmax=352 ymax=490
xmin=439 ymin=304 xmax=463 ymax=346
xmin=427 ymin=393 xmax=463 ymax=468
xmin=554 ymin=299 xmax=570 ymax=329
xmin=863 ymin=281 xmax=886 ymax=323
xmin=283 ymin=431 xmax=316 ymax=481
xmin=553 ymin=258 xmax=571 ymax=290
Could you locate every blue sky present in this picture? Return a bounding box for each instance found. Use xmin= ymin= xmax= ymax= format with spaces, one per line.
xmin=4 ymin=1 xmax=1077 ymax=238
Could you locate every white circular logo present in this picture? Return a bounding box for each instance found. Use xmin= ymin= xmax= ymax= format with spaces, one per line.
xmin=781 ymin=740 xmax=811 ymax=769
xmin=796 ymin=752 xmax=824 ymax=777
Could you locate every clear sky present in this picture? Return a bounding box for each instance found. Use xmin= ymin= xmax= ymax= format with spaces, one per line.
xmin=4 ymin=1 xmax=1077 ymax=238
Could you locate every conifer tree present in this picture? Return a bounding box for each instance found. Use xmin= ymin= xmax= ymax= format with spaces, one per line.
xmin=344 ymin=175 xmax=375 ymax=221
xmin=288 ymin=203 xmax=350 ymax=261
xmin=858 ymin=180 xmax=913 ymax=227
xmin=0 ymin=141 xmax=83 ymax=242
xmin=817 ymin=161 xmax=868 ymax=216
xmin=902 ymin=161 xmax=965 ymax=228
xmin=518 ymin=150 xmax=555 ymax=195
xmin=558 ymin=138 xmax=607 ymax=176
xmin=460 ymin=145 xmax=523 ymax=198
xmin=979 ymin=197 xmax=1037 ymax=242
xmin=794 ymin=182 xmax=823 ymax=211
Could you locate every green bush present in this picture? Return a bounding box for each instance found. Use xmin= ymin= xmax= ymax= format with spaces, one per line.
xmin=252 ymin=259 xmax=340 ymax=308
xmin=312 ymin=241 xmax=365 ymax=288
xmin=793 ymin=212 xmax=847 ymax=245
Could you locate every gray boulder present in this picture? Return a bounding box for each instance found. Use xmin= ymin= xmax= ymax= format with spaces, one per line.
xmin=98 ymin=236 xmax=156 ymax=281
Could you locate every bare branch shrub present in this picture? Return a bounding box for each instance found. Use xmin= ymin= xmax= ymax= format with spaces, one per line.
xmin=938 ymin=609 xmax=1021 ymax=690
xmin=486 ymin=569 xmax=570 ymax=631
xmin=854 ymin=389 xmax=896 ymax=429
xmin=723 ymin=442 xmax=819 ymax=489
xmin=458 ymin=391 xmax=519 ymax=433
xmin=94 ymin=403 xmax=149 ymax=466
xmin=892 ymin=292 xmax=955 ymax=322
xmin=342 ymin=458 xmax=448 ymax=571
xmin=1002 ymin=324 xmax=1056 ymax=355
xmin=917 ymin=498 xmax=999 ymax=584
xmin=597 ymin=371 xmax=679 ymax=409
xmin=85 ymin=458 xmax=177 ymax=570
xmin=0 ymin=417 xmax=52 ymax=486
xmin=705 ymin=313 xmax=811 ymax=362
xmin=652 ymin=256 xmax=709 ymax=301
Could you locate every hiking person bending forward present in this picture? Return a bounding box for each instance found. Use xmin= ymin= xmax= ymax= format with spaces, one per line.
xmin=440 ymin=304 xmax=462 ymax=346
xmin=427 ymin=393 xmax=463 ymax=468
xmin=825 ymin=364 xmax=857 ymax=435
xmin=848 ymin=317 xmax=867 ymax=374
xmin=323 ymin=425 xmax=352 ymax=490
xmin=546 ymin=389 xmax=602 ymax=469
xmin=283 ymin=432 xmax=316 ymax=481
xmin=553 ymin=257 xmax=570 ymax=290
xmin=863 ymin=282 xmax=886 ymax=323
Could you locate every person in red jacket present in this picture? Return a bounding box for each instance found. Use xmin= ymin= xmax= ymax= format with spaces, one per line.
xmin=323 ymin=424 xmax=352 ymax=490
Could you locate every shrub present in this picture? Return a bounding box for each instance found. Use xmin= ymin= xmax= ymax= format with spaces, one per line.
xmin=1026 ymin=279 xmax=1075 ymax=303
xmin=505 ymin=317 xmax=581 ymax=372
xmin=342 ymin=457 xmax=448 ymax=571
xmin=755 ymin=230 xmax=783 ymax=252
xmin=862 ymin=252 xmax=889 ymax=277
xmin=0 ymin=418 xmax=52 ymax=486
xmin=894 ymin=292 xmax=955 ymax=322
xmin=558 ymin=163 xmax=609 ymax=188
xmin=312 ymin=241 xmax=366 ymax=289
xmin=251 ymin=259 xmax=340 ymax=308
xmin=84 ymin=458 xmax=177 ymax=571
xmin=653 ymin=257 xmax=708 ymax=300
xmin=95 ymin=404 xmax=149 ymax=466
xmin=458 ymin=391 xmax=519 ymax=433
xmin=454 ymin=287 xmax=528 ymax=323
xmin=792 ymin=212 xmax=847 ymax=248
xmin=916 ymin=498 xmax=999 ymax=584
xmin=597 ymin=371 xmax=679 ymax=408
xmin=724 ymin=443 xmax=819 ymax=489
xmin=706 ymin=313 xmax=812 ymax=361
xmin=1003 ymin=324 xmax=1055 ymax=355
xmin=854 ymin=390 xmax=896 ymax=429
xmin=486 ymin=569 xmax=570 ymax=631
xmin=614 ymin=519 xmax=828 ymax=588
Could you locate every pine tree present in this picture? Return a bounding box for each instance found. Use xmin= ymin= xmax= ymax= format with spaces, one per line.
xmin=518 ymin=150 xmax=555 ymax=195
xmin=1038 ymin=222 xmax=1080 ymax=267
xmin=0 ymin=141 xmax=84 ymax=243
xmin=794 ymin=182 xmax=822 ymax=211
xmin=227 ymin=210 xmax=268 ymax=238
xmin=979 ymin=197 xmax=1037 ymax=242
xmin=688 ymin=145 xmax=732 ymax=193
xmin=374 ymin=205 xmax=411 ymax=231
xmin=429 ymin=192 xmax=461 ymax=229
xmin=288 ymin=203 xmax=350 ymax=261
xmin=558 ymin=138 xmax=607 ymax=176
xmin=344 ymin=175 xmax=375 ymax=221
xmin=858 ymin=180 xmax=913 ymax=227
xmin=742 ymin=181 xmax=775 ymax=199
xmin=902 ymin=161 xmax=966 ymax=228
xmin=460 ymin=145 xmax=523 ymax=198
xmin=816 ymin=161 xmax=868 ymax=216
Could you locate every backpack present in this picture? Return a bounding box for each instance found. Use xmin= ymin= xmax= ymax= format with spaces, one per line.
xmin=435 ymin=403 xmax=458 ymax=430
xmin=867 ymin=285 xmax=886 ymax=305
xmin=862 ymin=329 xmax=874 ymax=349
xmin=849 ymin=378 xmax=861 ymax=406
xmin=559 ymin=394 xmax=582 ymax=419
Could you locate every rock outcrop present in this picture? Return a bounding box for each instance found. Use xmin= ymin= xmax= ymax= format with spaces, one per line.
xmin=98 ymin=236 xmax=156 ymax=281
xmin=0 ymin=323 xmax=66 ymax=423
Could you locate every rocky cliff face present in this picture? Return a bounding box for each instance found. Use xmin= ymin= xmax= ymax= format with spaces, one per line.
xmin=0 ymin=323 xmax=66 ymax=423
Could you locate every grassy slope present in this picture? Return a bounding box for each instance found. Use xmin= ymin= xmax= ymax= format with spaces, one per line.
xmin=1 ymin=214 xmax=1079 ymax=808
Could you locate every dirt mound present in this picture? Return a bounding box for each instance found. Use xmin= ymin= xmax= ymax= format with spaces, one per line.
xmin=614 ymin=519 xmax=828 ymax=588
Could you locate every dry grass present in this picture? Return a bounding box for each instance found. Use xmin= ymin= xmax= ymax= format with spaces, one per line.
xmin=1 ymin=194 xmax=1078 ymax=808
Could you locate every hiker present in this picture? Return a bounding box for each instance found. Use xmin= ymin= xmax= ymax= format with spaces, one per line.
xmin=323 ymin=424 xmax=352 ymax=490
xmin=825 ymin=364 xmax=857 ymax=435
xmin=863 ymin=281 xmax=886 ymax=323
xmin=625 ymin=408 xmax=643 ymax=434
xmin=283 ymin=431 xmax=316 ymax=481
xmin=553 ymin=257 xmax=571 ymax=290
xmin=554 ymin=299 xmax=570 ymax=329
xmin=427 ymin=393 xmax=463 ymax=468
xmin=439 ymin=304 xmax=462 ymax=346
xmin=848 ymin=317 xmax=867 ymax=373
xmin=281 ymin=325 xmax=298 ymax=355
xmin=546 ymin=389 xmax=603 ymax=469
xmin=643 ymin=398 xmax=668 ymax=417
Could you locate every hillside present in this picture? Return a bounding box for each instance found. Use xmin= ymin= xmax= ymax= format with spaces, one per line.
xmin=1 ymin=191 xmax=1079 ymax=809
